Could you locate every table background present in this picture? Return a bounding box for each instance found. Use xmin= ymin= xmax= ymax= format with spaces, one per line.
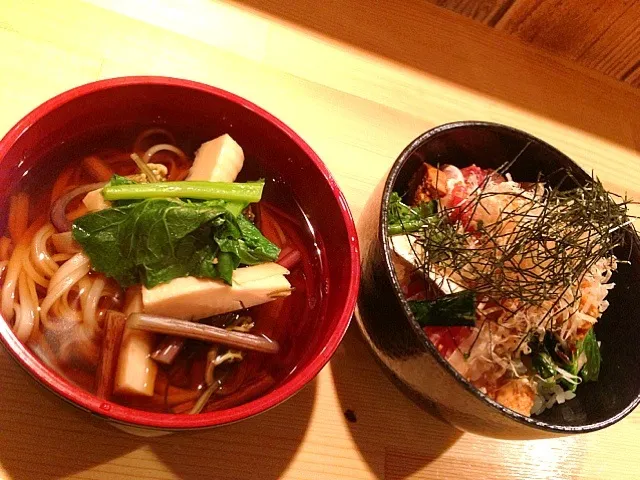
xmin=424 ymin=0 xmax=640 ymax=88
xmin=1 ymin=1 xmax=640 ymax=479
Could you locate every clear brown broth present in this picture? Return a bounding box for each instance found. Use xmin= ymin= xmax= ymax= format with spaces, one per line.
xmin=1 ymin=128 xmax=326 ymax=413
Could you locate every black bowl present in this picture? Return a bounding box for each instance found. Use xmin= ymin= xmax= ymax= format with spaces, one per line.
xmin=356 ymin=121 xmax=640 ymax=439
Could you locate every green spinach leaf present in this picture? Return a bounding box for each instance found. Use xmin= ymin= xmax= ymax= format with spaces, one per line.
xmin=408 ymin=290 xmax=476 ymax=327
xmin=532 ymin=351 xmax=557 ymax=379
xmin=528 ymin=330 xmax=600 ymax=391
xmin=215 ymin=214 xmax=281 ymax=266
xmin=72 ymin=185 xmax=279 ymax=288
xmin=579 ymin=328 xmax=601 ymax=382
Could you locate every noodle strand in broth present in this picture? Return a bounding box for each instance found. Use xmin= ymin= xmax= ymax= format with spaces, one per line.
xmin=0 ymin=130 xmax=322 ymax=413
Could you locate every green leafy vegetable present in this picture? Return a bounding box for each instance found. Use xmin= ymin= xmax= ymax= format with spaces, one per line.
xmin=408 ymin=290 xmax=476 ymax=327
xmin=532 ymin=351 xmax=557 ymax=379
xmin=387 ymin=192 xmax=436 ymax=235
xmin=108 ymin=174 xmax=136 ymax=188
xmin=579 ymin=328 xmax=601 ymax=382
xmin=216 ymin=215 xmax=281 ymax=266
xmin=73 ymin=177 xmax=279 ymax=288
xmin=528 ymin=329 xmax=600 ymax=392
xmin=554 ymin=329 xmax=600 ymax=390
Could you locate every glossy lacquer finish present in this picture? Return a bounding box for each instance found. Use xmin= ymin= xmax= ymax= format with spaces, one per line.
xmin=356 ymin=122 xmax=640 ymax=439
xmin=0 ymin=77 xmax=360 ymax=431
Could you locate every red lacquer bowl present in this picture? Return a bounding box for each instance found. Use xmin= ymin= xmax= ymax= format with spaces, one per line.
xmin=0 ymin=76 xmax=359 ymax=432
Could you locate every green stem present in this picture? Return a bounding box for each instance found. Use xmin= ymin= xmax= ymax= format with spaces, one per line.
xmin=103 ymin=181 xmax=265 ymax=203
xmin=224 ymin=202 xmax=247 ymax=217
xmin=388 ymin=220 xmax=426 ymax=235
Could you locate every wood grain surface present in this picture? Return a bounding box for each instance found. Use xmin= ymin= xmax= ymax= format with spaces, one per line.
xmin=426 ymin=0 xmax=513 ymax=24
xmin=429 ymin=0 xmax=640 ymax=87
xmin=1 ymin=1 xmax=640 ymax=479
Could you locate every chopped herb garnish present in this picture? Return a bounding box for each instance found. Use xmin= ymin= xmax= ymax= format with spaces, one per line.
xmin=388 ymin=192 xmax=436 ymax=235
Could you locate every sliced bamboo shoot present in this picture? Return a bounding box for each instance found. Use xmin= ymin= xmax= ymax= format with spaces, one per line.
xmin=142 ymin=263 xmax=291 ymax=321
xmin=114 ymin=287 xmax=158 ymax=397
xmin=82 ymin=188 xmax=111 ymax=212
xmin=186 ymin=134 xmax=244 ymax=182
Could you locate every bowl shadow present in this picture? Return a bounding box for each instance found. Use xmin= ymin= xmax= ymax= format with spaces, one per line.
xmin=330 ymin=325 xmax=462 ymax=479
xmin=0 ymin=349 xmax=144 ymax=479
xmin=150 ymin=379 xmax=317 ymax=480
xmin=0 ymin=347 xmax=315 ymax=480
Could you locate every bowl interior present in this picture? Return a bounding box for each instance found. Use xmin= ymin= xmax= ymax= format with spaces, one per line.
xmin=385 ymin=122 xmax=640 ymax=430
xmin=0 ymin=78 xmax=359 ymax=429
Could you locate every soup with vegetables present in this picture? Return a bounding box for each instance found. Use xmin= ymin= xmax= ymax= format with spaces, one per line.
xmin=0 ymin=129 xmax=323 ymax=414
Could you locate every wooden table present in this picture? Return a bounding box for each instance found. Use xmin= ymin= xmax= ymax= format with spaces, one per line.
xmin=1 ymin=1 xmax=639 ymax=479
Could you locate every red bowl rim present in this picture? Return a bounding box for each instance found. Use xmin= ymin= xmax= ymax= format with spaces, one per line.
xmin=0 ymin=76 xmax=360 ymax=430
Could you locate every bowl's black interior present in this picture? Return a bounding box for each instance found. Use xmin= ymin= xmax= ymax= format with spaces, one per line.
xmin=385 ymin=121 xmax=640 ymax=429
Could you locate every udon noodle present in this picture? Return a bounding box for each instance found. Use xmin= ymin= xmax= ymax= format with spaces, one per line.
xmin=1 ymin=129 xmax=191 ymax=369
xmin=0 ymin=129 xmax=318 ymax=413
